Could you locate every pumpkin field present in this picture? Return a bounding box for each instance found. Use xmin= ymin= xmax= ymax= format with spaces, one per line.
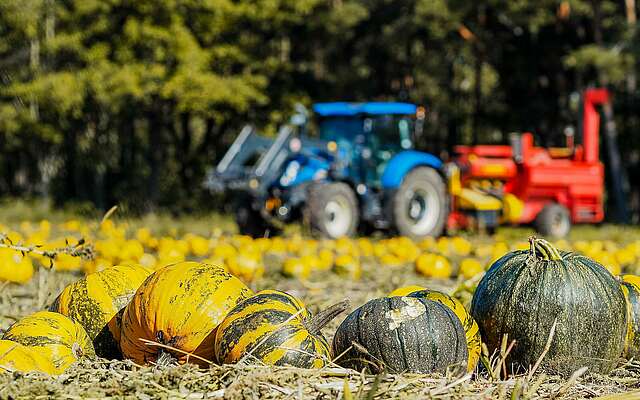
xmin=1 ymin=206 xmax=640 ymax=398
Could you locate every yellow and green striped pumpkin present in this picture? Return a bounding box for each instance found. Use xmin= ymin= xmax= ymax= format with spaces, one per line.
xmin=2 ymin=311 xmax=95 ymax=374
xmin=0 ymin=340 xmax=55 ymax=375
xmin=49 ymin=264 xmax=152 ymax=359
xmin=621 ymin=274 xmax=640 ymax=359
xmin=214 ymin=290 xmax=346 ymax=368
xmin=120 ymin=261 xmax=252 ymax=367
xmin=389 ymin=286 xmax=481 ymax=372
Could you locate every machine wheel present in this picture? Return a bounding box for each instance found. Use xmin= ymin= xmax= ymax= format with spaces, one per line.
xmin=235 ymin=202 xmax=273 ymax=238
xmin=535 ymin=203 xmax=571 ymax=238
xmin=305 ymin=182 xmax=359 ymax=239
xmin=392 ymin=167 xmax=447 ymax=240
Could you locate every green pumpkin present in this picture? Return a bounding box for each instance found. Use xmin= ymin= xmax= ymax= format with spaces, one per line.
xmin=471 ymin=237 xmax=627 ymax=375
xmin=332 ymin=296 xmax=468 ymax=374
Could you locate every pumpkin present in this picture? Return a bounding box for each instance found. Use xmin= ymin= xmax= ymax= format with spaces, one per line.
xmin=49 ymin=264 xmax=152 ymax=359
xmin=2 ymin=311 xmax=95 ymax=374
xmin=215 ymin=290 xmax=347 ymax=368
xmin=120 ymin=261 xmax=253 ymax=367
xmin=458 ymin=258 xmax=484 ymax=279
xmin=0 ymin=340 xmax=55 ymax=374
xmin=282 ymin=257 xmax=311 ymax=280
xmin=471 ymin=237 xmax=627 ymax=375
xmin=415 ymin=253 xmax=452 ymax=278
xmin=332 ymin=296 xmax=468 ymax=374
xmin=620 ymin=274 xmax=640 ymax=359
xmin=388 ymin=286 xmax=481 ymax=372
xmin=333 ymin=254 xmax=362 ymax=280
xmin=0 ymin=249 xmax=34 ymax=284
xmin=226 ymin=252 xmax=264 ymax=282
xmin=388 ymin=285 xmax=426 ymax=297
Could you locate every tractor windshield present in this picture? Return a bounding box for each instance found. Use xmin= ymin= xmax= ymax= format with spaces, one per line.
xmin=318 ymin=115 xmax=414 ymax=149
xmin=318 ymin=117 xmax=364 ymax=142
xmin=369 ymin=115 xmax=414 ymax=151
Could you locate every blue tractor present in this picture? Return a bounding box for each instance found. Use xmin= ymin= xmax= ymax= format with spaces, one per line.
xmin=205 ymin=102 xmax=448 ymax=240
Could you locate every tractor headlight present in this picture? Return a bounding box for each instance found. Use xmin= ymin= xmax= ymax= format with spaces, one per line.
xmin=289 ymin=138 xmax=302 ymax=152
xmin=279 ymin=161 xmax=300 ymax=186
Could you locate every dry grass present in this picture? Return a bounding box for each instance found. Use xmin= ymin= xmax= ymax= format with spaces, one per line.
xmin=1 ymin=202 xmax=640 ymax=399
xmin=2 ymin=259 xmax=640 ymax=399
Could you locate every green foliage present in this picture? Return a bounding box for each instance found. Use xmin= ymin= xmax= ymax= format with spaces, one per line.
xmin=0 ymin=0 xmax=638 ymax=215
xmin=564 ymin=45 xmax=634 ymax=84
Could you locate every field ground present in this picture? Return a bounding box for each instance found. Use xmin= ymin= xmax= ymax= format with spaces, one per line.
xmin=1 ymin=200 xmax=640 ymax=399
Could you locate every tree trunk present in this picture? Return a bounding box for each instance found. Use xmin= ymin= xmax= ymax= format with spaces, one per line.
xmin=63 ymin=127 xmax=78 ymax=200
xmin=179 ymin=112 xmax=193 ymax=191
xmin=591 ymin=0 xmax=630 ymax=222
xmin=471 ymin=5 xmax=486 ymax=145
xmin=473 ymin=51 xmax=482 ymax=145
xmin=147 ymin=109 xmax=163 ymax=210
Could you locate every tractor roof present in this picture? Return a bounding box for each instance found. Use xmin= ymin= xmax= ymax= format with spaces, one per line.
xmin=313 ymin=102 xmax=417 ymax=117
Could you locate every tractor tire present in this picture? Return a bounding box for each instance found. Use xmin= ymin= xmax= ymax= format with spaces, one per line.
xmin=391 ymin=167 xmax=447 ymax=240
xmin=235 ymin=201 xmax=274 ymax=238
xmin=534 ymin=203 xmax=571 ymax=238
xmin=305 ymin=182 xmax=359 ymax=239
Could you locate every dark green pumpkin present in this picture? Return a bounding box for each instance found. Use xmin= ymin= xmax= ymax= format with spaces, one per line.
xmin=471 ymin=237 xmax=627 ymax=375
xmin=332 ymin=296 xmax=468 ymax=374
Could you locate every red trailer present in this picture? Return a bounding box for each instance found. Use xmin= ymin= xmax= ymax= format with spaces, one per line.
xmin=448 ymin=88 xmax=609 ymax=237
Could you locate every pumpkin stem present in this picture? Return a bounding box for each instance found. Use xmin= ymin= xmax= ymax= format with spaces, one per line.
xmin=529 ymin=237 xmax=562 ymax=261
xmin=306 ymin=299 xmax=350 ymax=335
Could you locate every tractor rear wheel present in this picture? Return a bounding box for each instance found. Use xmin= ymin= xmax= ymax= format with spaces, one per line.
xmin=305 ymin=182 xmax=359 ymax=239
xmin=392 ymin=167 xmax=447 ymax=240
xmin=535 ymin=203 xmax=571 ymax=238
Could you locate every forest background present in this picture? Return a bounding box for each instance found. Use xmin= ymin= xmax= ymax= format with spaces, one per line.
xmin=1 ymin=0 xmax=638 ymax=221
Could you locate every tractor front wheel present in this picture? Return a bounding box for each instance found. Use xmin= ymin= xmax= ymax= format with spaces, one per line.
xmin=305 ymin=182 xmax=359 ymax=239
xmin=535 ymin=203 xmax=571 ymax=238
xmin=392 ymin=167 xmax=447 ymax=240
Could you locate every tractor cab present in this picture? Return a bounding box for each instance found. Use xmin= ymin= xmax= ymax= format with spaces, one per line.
xmin=312 ymin=102 xmax=421 ymax=186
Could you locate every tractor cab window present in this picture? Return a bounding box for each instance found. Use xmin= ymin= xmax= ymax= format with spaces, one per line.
xmin=368 ymin=115 xmax=414 ymax=152
xmin=318 ymin=117 xmax=363 ymax=142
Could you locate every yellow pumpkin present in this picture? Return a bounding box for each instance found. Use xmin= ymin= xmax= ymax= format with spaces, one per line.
xmin=187 ymin=235 xmax=210 ymax=257
xmin=49 ymin=264 xmax=152 ymax=359
xmin=459 ymin=258 xmax=484 ymax=279
xmin=388 ymin=286 xmax=481 ymax=372
xmin=415 ymin=253 xmax=452 ymax=278
xmin=0 ymin=249 xmax=34 ymax=284
xmin=451 ymin=237 xmax=472 ymax=256
xmin=120 ymin=262 xmax=253 ymax=367
xmin=333 ymin=254 xmax=361 ymax=280
xmin=226 ymin=252 xmax=264 ymax=282
xmin=282 ymin=257 xmax=311 ymax=280
xmin=316 ymin=248 xmax=335 ymax=271
xmin=388 ymin=285 xmax=427 ymax=297
xmin=0 ymin=340 xmax=55 ymax=374
xmin=2 ymin=311 xmax=95 ymax=373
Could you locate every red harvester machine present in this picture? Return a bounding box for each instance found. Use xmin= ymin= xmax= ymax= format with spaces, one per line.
xmin=447 ymin=88 xmax=610 ymax=237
